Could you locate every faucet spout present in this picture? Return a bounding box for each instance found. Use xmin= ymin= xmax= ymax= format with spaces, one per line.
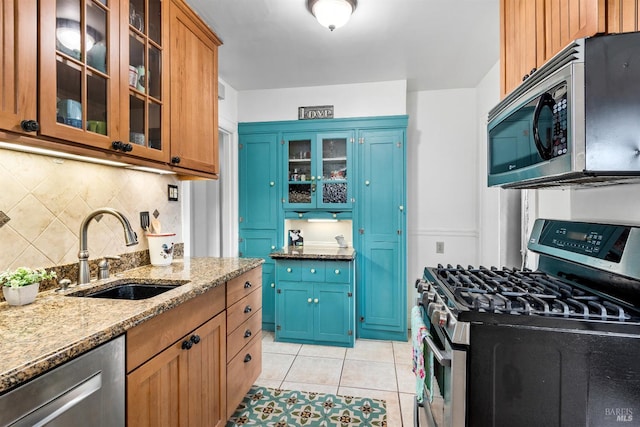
xmin=78 ymin=208 xmax=139 ymax=285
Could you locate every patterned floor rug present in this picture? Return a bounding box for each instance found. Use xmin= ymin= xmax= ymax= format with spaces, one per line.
xmin=226 ymin=386 xmax=387 ymax=427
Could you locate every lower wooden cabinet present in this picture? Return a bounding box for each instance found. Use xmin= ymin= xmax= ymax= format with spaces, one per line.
xmin=275 ymin=259 xmax=355 ymax=347
xmin=225 ymin=267 xmax=263 ymax=419
xmin=127 ymin=313 xmax=226 ymax=427
xmin=125 ymin=279 xmax=233 ymax=427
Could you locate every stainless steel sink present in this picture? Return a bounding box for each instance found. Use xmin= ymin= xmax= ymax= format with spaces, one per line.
xmin=68 ymin=281 xmax=185 ymax=300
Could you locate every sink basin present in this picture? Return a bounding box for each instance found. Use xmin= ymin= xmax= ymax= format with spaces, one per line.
xmin=69 ymin=283 xmax=182 ymax=300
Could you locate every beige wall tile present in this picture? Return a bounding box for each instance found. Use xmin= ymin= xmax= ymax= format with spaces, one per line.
xmin=0 ymin=149 xmax=181 ymax=271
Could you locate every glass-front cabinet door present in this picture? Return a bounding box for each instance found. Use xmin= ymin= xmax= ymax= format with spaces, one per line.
xmin=39 ymin=0 xmax=120 ymax=147
xmin=39 ymin=0 xmax=168 ymax=161
xmin=123 ymin=0 xmax=169 ymax=162
xmin=283 ymin=131 xmax=353 ymax=210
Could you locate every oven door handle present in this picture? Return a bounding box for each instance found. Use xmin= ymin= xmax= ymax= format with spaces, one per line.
xmin=424 ymin=335 xmax=451 ymax=367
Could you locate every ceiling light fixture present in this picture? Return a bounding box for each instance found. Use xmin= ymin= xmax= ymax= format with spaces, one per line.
xmin=307 ymin=0 xmax=357 ymax=31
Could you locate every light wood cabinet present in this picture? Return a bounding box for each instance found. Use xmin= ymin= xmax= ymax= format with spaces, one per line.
xmin=126 ymin=285 xmax=227 ymax=427
xmin=0 ymin=0 xmax=38 ymax=133
xmin=500 ymin=0 xmax=617 ymax=97
xmin=169 ymin=0 xmax=222 ymax=176
xmin=2 ymin=0 xmax=221 ymax=177
xmin=226 ymin=267 xmax=263 ymax=419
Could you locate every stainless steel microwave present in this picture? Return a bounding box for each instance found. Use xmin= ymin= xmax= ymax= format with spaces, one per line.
xmin=487 ymin=32 xmax=640 ymax=189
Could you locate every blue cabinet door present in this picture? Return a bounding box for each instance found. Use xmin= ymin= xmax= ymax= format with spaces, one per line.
xmin=239 ymin=230 xmax=278 ymax=330
xmin=357 ymin=128 xmax=407 ymax=341
xmin=282 ymin=132 xmax=316 ymax=210
xmin=315 ymin=283 xmax=352 ymax=345
xmin=239 ymin=132 xmax=279 ymax=230
xmin=276 ymin=281 xmax=314 ymax=341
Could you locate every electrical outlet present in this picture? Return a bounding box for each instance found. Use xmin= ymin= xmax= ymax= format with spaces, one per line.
xmin=436 ymin=241 xmax=445 ymax=254
xmin=140 ymin=211 xmax=150 ymax=230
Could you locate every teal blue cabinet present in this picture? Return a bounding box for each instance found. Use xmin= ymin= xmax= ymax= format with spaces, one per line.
xmin=275 ymin=259 xmax=355 ymax=347
xmin=238 ymin=130 xmax=281 ymax=331
xmin=356 ymin=126 xmax=407 ymax=341
xmin=283 ymin=131 xmax=354 ymax=210
xmin=239 ymin=116 xmax=408 ymax=341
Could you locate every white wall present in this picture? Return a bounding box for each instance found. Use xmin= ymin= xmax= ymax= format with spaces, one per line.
xmin=239 ymin=80 xmax=407 ymax=121
xmin=406 ymin=88 xmax=480 ymax=284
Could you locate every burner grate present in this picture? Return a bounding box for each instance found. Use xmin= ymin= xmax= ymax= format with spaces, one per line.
xmin=433 ymin=264 xmax=632 ymax=321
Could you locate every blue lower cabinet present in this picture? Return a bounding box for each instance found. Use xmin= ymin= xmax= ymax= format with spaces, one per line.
xmin=275 ymin=259 xmax=355 ymax=347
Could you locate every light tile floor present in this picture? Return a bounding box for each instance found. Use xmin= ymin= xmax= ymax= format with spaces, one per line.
xmin=256 ymin=331 xmax=416 ymax=426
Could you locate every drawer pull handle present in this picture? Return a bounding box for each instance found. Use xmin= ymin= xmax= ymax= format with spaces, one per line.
xmin=334 ymin=269 xmax=340 ymax=275
xmin=307 ymin=298 xmax=312 ymax=303
xmin=181 ymin=340 xmax=193 ymax=350
xmin=190 ymin=335 xmax=201 ymax=344
xmin=286 ymin=268 xmax=292 ymax=273
xmin=310 ymin=268 xmax=316 ymax=274
xmin=244 ymin=281 xmax=252 ymax=289
xmin=244 ymin=354 xmax=252 ymax=363
xmin=244 ymin=305 xmax=252 ymax=313
xmin=244 ymin=329 xmax=252 ymax=338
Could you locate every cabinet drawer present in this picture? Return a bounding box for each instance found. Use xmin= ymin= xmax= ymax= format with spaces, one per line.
xmin=276 ymin=261 xmax=301 ymax=281
xmin=302 ymin=261 xmax=325 ymax=282
xmin=324 ymin=261 xmax=351 ymax=283
xmin=227 ymin=334 xmax=262 ymax=418
xmin=227 ymin=266 xmax=262 ymax=307
xmin=227 ymin=289 xmax=262 ymax=333
xmin=127 ymin=284 xmax=225 ymax=373
xmin=227 ymin=309 xmax=262 ymax=363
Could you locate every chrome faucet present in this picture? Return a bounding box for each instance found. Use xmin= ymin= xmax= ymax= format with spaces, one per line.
xmin=78 ymin=208 xmax=138 ymax=285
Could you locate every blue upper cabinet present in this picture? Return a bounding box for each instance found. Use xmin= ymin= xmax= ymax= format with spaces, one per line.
xmin=239 ymin=132 xmax=279 ymax=229
xmin=283 ymin=131 xmax=354 ymax=210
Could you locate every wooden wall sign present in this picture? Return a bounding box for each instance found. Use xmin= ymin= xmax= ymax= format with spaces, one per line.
xmin=298 ymin=105 xmax=334 ymax=120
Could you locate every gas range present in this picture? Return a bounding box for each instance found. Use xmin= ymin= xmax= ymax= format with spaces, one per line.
xmin=415 ymin=218 xmax=640 ymax=427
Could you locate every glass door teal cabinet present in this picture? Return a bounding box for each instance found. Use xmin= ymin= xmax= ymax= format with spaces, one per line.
xmin=283 ymin=131 xmax=353 ymax=210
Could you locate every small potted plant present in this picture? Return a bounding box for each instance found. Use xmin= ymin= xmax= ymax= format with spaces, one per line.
xmin=1 ymin=267 xmax=56 ymax=306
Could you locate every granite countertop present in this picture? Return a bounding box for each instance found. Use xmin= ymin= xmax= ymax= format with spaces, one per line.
xmin=269 ymin=245 xmax=356 ymax=260
xmin=0 ymin=257 xmax=263 ymax=394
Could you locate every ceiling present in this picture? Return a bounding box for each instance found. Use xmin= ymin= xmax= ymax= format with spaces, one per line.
xmin=184 ymin=0 xmax=500 ymax=92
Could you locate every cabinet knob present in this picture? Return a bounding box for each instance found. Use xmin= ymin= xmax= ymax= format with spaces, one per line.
xmin=271 ymin=245 xmax=276 ymax=250
xmin=307 ymin=298 xmax=312 ymax=303
xmin=171 ymin=156 xmax=181 ymax=164
xmin=244 ymin=329 xmax=252 ymax=338
xmin=310 ymin=268 xmax=316 ymax=274
xmin=244 ymin=281 xmax=252 ymax=289
xmin=399 ymin=205 xmax=404 ymax=211
xmin=332 ymin=213 xmax=337 ymax=218
xmin=365 ymin=180 xmax=370 ymax=186
xmin=286 ymin=267 xmax=292 ymax=273
xmin=314 ymin=298 xmax=319 ymax=304
xmin=334 ymin=269 xmax=340 ymax=275
xmin=123 ymin=143 xmax=133 ymax=152
xmin=298 ymin=213 xmax=303 ymax=218
xmin=311 ymin=176 xmax=315 ymax=181
xmin=181 ymin=340 xmax=193 ymax=350
xmin=271 ymin=282 xmax=275 ymax=288
xmin=190 ymin=334 xmax=201 ymax=344
xmin=20 ymin=119 xmax=39 ymax=132
xmin=270 ymin=181 xmax=275 ymax=186
xmin=244 ymin=354 xmax=252 ymax=363
xmin=244 ymin=305 xmax=252 ymax=313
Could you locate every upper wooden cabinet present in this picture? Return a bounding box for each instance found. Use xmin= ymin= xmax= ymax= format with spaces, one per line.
xmin=0 ymin=0 xmax=37 ymax=134
xmin=39 ymin=0 xmax=169 ymax=162
xmin=169 ymin=0 xmax=222 ymax=176
xmin=500 ymin=0 xmax=640 ymax=98
xmin=1 ymin=0 xmax=220 ymax=177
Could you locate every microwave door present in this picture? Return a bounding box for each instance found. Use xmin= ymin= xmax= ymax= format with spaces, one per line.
xmin=532 ymin=93 xmax=555 ymax=160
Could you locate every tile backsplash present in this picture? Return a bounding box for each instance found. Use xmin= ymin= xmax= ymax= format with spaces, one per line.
xmin=0 ymin=148 xmax=182 ymax=272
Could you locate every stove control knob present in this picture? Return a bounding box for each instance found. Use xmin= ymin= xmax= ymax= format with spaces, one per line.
xmin=430 ymin=305 xmax=448 ymax=327
xmin=426 ymin=289 xmax=437 ymax=303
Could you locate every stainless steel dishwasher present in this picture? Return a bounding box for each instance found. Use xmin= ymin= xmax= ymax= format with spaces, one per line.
xmin=0 ymin=335 xmax=124 ymax=427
